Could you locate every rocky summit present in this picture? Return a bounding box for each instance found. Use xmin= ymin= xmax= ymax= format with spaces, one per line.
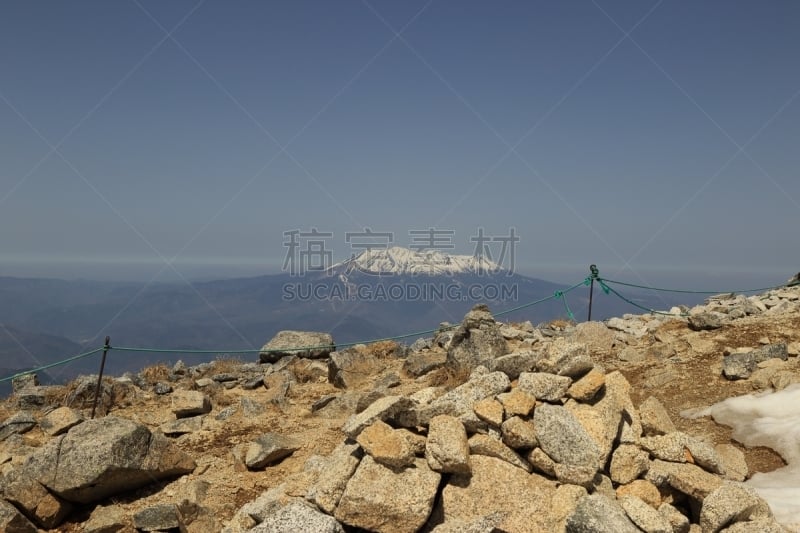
xmin=1 ymin=285 xmax=800 ymax=532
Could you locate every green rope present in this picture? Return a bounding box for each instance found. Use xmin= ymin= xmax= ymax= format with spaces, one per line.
xmin=17 ymin=271 xmax=791 ymax=384
xmin=111 ymin=346 xmax=262 ymax=355
xmin=1 ymin=280 xmax=589 ymax=384
xmin=599 ymin=277 xmax=791 ymax=295
xmin=597 ymin=279 xmax=687 ymax=317
xmin=554 ymin=290 xmax=575 ymax=321
xmin=0 ymin=347 xmax=105 ymax=383
xmin=494 ymin=277 xmax=586 ymax=317
xmin=110 ymin=325 xmax=452 ymax=356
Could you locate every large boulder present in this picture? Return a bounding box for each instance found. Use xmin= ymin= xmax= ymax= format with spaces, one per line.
xmin=252 ymin=500 xmax=344 ymax=533
xmin=306 ymin=443 xmax=363 ymax=514
xmin=435 ymin=455 xmax=556 ymax=532
xmin=171 ymin=390 xmax=211 ymax=418
xmin=356 ymin=421 xmax=415 ymax=469
xmin=535 ymin=338 xmax=594 ymax=378
xmin=245 ymin=433 xmax=301 ymax=470
xmin=533 ymin=404 xmax=602 ymax=469
xmin=446 ymin=305 xmax=509 ymax=371
xmin=20 ymin=417 xmax=196 ymax=504
xmin=415 ymin=371 xmax=511 ymax=431
xmin=425 ymin=415 xmax=470 ymax=474
xmin=566 ymin=494 xmax=640 ymax=533
xmin=334 ymin=456 xmax=441 ymax=533
xmin=260 ymin=331 xmax=335 ymax=363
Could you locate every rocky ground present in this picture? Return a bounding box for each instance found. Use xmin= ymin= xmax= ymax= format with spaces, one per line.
xmin=1 ymin=285 xmax=799 ymax=532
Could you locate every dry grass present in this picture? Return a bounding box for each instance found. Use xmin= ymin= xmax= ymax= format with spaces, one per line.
xmin=426 ymin=364 xmax=472 ymax=390
xmin=546 ymin=318 xmax=574 ymax=330
xmin=139 ymin=363 xmax=171 ymax=384
xmin=361 ymin=340 xmax=402 ymax=359
xmin=209 ymin=356 xmax=244 ymax=376
xmin=43 ymin=384 xmax=70 ymax=407
xmin=0 ymin=401 xmax=12 ymax=421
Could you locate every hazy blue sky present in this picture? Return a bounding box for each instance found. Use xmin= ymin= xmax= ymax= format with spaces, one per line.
xmin=1 ymin=0 xmax=798 ymax=288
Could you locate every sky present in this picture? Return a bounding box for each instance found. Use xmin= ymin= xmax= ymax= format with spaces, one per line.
xmin=1 ymin=0 xmax=799 ymax=290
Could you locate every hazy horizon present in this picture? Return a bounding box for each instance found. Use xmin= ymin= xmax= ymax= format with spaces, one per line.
xmin=0 ymin=252 xmax=793 ymax=295
xmin=2 ymin=1 xmax=798 ymax=302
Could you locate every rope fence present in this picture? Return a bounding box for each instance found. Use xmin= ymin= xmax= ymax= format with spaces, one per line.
xmin=2 ymin=267 xmax=797 ymax=385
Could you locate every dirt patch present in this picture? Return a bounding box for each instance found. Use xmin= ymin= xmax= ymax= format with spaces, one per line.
xmin=601 ymin=312 xmax=800 ymax=477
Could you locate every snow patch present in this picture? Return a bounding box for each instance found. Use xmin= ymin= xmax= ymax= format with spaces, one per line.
xmin=707 ymin=384 xmax=800 ymax=530
xmin=330 ymin=246 xmax=501 ymax=276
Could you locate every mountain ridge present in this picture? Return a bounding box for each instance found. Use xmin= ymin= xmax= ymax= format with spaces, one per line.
xmin=329 ymin=246 xmax=501 ymax=276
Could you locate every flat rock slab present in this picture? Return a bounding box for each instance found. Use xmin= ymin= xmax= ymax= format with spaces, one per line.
xmin=403 ymin=351 xmax=447 ymax=377
xmin=0 ymin=412 xmax=36 ymax=442
xmin=567 ymin=369 xmax=606 ymax=402
xmin=487 ymin=351 xmax=539 ymax=380
xmin=699 ymin=483 xmax=771 ymax=532
xmin=335 ymin=456 xmax=441 ymax=533
xmin=245 ymin=433 xmax=301 ymax=470
xmin=665 ymin=462 xmax=724 ymax=500
xmin=133 ymin=503 xmax=182 ymax=531
xmin=537 ymin=339 xmax=594 ymax=378
xmin=517 ymin=372 xmax=572 ymax=402
xmin=342 ymin=395 xmax=415 ymax=439
xmin=497 ymin=389 xmax=536 ymax=417
xmin=566 ymin=494 xmax=640 ymax=533
xmin=83 ymin=505 xmax=129 ymax=533
xmin=21 ymin=416 xmax=196 ymax=504
xmin=619 ymin=496 xmax=672 ymax=533
xmin=688 ymin=312 xmax=725 ymax=331
xmin=171 ymin=390 xmax=211 ymax=418
xmin=534 ymin=403 xmax=601 ymax=468
xmin=2 ymin=469 xmax=73 ymax=529
xmin=14 ymin=387 xmax=47 ymax=410
xmin=260 ymin=331 xmax=335 ymax=363
xmin=40 ymin=407 xmax=84 ymax=436
xmin=0 ymin=498 xmax=37 ymax=533
xmin=251 ymin=500 xmax=344 ymax=533
xmin=160 ymin=415 xmax=204 ymax=436
xmin=468 ymin=434 xmax=531 ymax=472
xmin=307 ymin=443 xmax=362 ymax=514
xmin=639 ymin=396 xmax=676 ymax=436
xmin=437 ymin=455 xmax=556 ymax=532
xmin=357 ymin=420 xmax=415 ymax=469
xmin=415 ymin=371 xmax=511 ymax=431
xmin=426 ymin=415 xmax=470 ymax=474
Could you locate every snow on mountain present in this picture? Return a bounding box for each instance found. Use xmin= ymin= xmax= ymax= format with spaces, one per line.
xmin=329 ymin=246 xmax=501 ymax=276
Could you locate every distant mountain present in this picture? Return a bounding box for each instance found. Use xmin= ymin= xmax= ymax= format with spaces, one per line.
xmin=0 ymin=248 xmax=701 ymax=384
xmin=331 ymin=246 xmax=500 ymax=276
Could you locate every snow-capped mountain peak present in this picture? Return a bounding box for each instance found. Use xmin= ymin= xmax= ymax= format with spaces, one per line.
xmin=330 ymin=246 xmax=501 ymax=276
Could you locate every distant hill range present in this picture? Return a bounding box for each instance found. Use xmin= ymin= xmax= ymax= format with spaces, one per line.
xmin=0 ymin=248 xmax=696 ymax=384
